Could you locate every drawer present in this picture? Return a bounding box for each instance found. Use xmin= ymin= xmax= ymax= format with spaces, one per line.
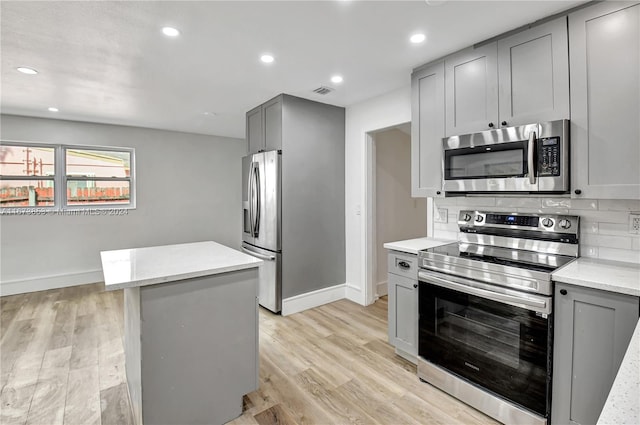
xmin=388 ymin=251 xmax=418 ymax=279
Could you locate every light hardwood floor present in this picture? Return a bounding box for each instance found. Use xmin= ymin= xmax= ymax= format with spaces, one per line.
xmin=1 ymin=283 xmax=497 ymax=425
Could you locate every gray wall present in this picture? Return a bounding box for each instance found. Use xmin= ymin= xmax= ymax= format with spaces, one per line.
xmin=1 ymin=114 xmax=245 ymax=294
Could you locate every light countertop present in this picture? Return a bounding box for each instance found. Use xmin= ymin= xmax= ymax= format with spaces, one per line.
xmin=383 ymin=237 xmax=455 ymax=255
xmin=101 ymin=241 xmax=263 ymax=290
xmin=552 ymin=258 xmax=640 ymax=297
xmin=598 ymin=319 xmax=640 ymax=425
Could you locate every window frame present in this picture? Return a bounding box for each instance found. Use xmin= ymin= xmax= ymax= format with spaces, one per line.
xmin=0 ymin=140 xmax=136 ymax=211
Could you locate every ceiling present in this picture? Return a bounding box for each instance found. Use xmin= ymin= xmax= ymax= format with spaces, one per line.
xmin=1 ymin=1 xmax=585 ymax=139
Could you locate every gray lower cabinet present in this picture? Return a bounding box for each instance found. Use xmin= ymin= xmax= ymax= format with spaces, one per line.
xmin=569 ymin=2 xmax=640 ymax=199
xmin=411 ymin=61 xmax=445 ymax=198
xmin=552 ymin=283 xmax=639 ymax=425
xmin=387 ymin=251 xmax=419 ymax=362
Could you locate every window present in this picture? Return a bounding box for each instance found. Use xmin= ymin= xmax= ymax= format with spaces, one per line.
xmin=64 ymin=147 xmax=133 ymax=206
xmin=0 ymin=142 xmax=135 ymax=210
xmin=0 ymin=143 xmax=56 ymax=207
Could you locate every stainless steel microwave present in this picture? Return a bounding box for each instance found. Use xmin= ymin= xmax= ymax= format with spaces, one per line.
xmin=442 ymin=119 xmax=569 ymax=194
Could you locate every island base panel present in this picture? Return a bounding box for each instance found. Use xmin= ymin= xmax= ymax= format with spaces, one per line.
xmin=125 ymin=268 xmax=259 ymax=425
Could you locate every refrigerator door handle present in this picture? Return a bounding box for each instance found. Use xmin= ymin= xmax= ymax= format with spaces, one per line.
xmin=253 ymin=164 xmax=261 ymax=237
xmin=241 ymin=246 xmax=275 ymax=261
xmin=247 ymin=161 xmax=254 ymax=237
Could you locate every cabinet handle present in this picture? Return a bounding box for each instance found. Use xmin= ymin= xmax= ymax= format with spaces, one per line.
xmin=397 ymin=261 xmax=411 ymax=270
xmin=413 ymin=284 xmax=418 ymax=289
xmin=560 ymin=289 xmax=568 ymax=295
xmin=501 ymin=121 xmax=507 ymax=126
xmin=574 ymin=189 xmax=582 ymax=195
xmin=436 ymin=191 xmax=441 ymax=195
xmin=488 ymin=122 xmax=494 ymax=128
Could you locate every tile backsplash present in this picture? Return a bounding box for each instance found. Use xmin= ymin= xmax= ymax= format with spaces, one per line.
xmin=432 ymin=197 xmax=640 ymax=264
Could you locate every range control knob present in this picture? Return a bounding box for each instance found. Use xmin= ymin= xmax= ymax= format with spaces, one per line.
xmin=461 ymin=213 xmax=472 ymax=222
xmin=559 ymin=219 xmax=572 ymax=229
xmin=475 ymin=215 xmax=484 ymax=223
xmin=542 ymin=218 xmax=554 ymax=228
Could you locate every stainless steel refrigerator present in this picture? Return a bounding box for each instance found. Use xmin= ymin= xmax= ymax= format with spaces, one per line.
xmin=241 ymin=150 xmax=282 ymax=312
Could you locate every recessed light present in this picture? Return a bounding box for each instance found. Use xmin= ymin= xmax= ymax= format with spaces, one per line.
xmin=17 ymin=67 xmax=38 ymax=75
xmin=410 ymin=33 xmax=426 ymax=44
xmin=331 ymin=75 xmax=344 ymax=84
xmin=202 ymin=111 xmax=217 ymax=117
xmin=48 ymin=107 xmax=59 ymax=112
xmin=162 ymin=27 xmax=180 ymax=37
xmin=260 ymin=54 xmax=275 ymax=64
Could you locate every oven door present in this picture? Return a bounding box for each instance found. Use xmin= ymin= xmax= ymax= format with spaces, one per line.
xmin=418 ymin=270 xmax=552 ymax=417
xmin=443 ymin=123 xmax=539 ymax=192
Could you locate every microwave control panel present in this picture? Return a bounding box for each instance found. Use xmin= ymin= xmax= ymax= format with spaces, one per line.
xmin=538 ymin=137 xmax=560 ymax=176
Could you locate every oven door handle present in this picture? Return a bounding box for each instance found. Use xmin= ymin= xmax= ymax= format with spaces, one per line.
xmin=418 ymin=270 xmax=550 ymax=314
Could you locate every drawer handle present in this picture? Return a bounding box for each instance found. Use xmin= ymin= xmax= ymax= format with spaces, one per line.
xmin=397 ymin=261 xmax=411 ymax=270
xmin=413 ymin=284 xmax=418 ymax=289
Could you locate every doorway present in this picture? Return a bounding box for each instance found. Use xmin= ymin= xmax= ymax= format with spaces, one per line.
xmin=368 ymin=123 xmax=427 ymax=299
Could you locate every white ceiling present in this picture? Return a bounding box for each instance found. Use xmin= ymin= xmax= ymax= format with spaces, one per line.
xmin=1 ymin=0 xmax=585 ymax=139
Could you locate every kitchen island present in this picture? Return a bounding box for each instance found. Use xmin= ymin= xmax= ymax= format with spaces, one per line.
xmin=100 ymin=241 xmax=262 ymax=425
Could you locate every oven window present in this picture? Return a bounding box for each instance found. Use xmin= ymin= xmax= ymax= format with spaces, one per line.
xmin=419 ymin=282 xmax=551 ymax=417
xmin=435 ymin=298 xmax=522 ymax=369
xmin=445 ymin=141 xmax=528 ymax=180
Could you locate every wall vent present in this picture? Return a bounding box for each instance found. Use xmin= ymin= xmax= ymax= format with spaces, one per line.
xmin=312 ymin=86 xmax=334 ymax=95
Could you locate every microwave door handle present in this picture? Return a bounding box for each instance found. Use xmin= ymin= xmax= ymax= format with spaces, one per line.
xmin=528 ymin=131 xmax=536 ymax=185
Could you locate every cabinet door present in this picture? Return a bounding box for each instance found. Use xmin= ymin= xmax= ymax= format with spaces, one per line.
xmin=498 ymin=17 xmax=569 ymax=127
xmin=411 ymin=61 xmax=445 ymax=197
xmin=569 ymin=2 xmax=640 ymax=199
xmin=387 ymin=272 xmax=418 ymax=359
xmin=264 ymin=96 xmax=282 ymax=152
xmin=445 ymin=43 xmax=499 ymax=136
xmin=552 ymin=283 xmax=639 ymax=425
xmin=246 ymin=105 xmax=264 ymax=154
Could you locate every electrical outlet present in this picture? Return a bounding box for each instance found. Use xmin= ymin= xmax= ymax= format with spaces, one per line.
xmin=629 ymin=213 xmax=640 ymax=234
xmin=435 ymin=208 xmax=448 ymax=223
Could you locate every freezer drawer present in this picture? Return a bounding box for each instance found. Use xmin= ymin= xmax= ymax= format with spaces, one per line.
xmin=241 ymin=242 xmax=282 ymax=313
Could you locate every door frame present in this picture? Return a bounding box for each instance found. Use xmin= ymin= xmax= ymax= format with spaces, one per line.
xmin=365 ymin=122 xmax=431 ymax=306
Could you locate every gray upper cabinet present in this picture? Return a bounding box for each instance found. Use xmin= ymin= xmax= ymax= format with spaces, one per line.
xmin=497 ymin=17 xmax=569 ymax=127
xmin=263 ymin=96 xmax=282 ymax=152
xmin=443 ymin=17 xmax=569 ymax=137
xmin=246 ymin=105 xmax=263 ymax=154
xmin=569 ymin=2 xmax=640 ymax=199
xmin=552 ymin=282 xmax=639 ymax=425
xmin=246 ymin=96 xmax=283 ymax=154
xmin=445 ymin=43 xmax=499 ymax=136
xmin=411 ymin=61 xmax=445 ymax=197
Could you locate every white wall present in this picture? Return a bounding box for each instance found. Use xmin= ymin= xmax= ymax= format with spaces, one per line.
xmin=0 ymin=114 xmax=246 ymax=295
xmin=345 ymin=86 xmax=411 ymax=305
xmin=375 ymin=128 xmax=427 ymax=292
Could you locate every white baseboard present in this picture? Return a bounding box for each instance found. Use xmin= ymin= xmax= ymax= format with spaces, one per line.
xmin=376 ymin=280 xmax=388 ymax=297
xmin=0 ymin=270 xmax=103 ymax=296
xmin=281 ymin=283 xmax=346 ymax=316
xmin=345 ymin=283 xmax=364 ymax=305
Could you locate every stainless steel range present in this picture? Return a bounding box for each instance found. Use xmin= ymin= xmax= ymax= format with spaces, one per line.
xmin=417 ymin=210 xmax=580 ymax=425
